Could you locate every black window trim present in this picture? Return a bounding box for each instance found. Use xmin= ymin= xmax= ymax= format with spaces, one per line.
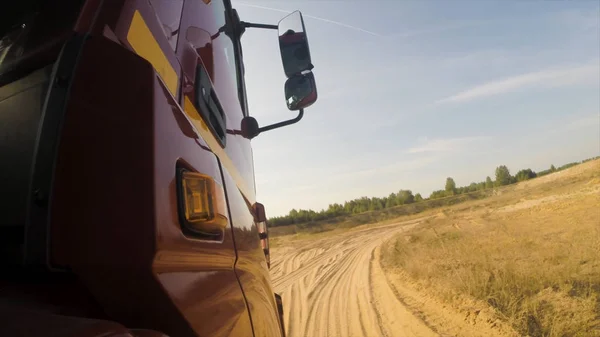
xmin=224 ymin=0 xmax=249 ymax=117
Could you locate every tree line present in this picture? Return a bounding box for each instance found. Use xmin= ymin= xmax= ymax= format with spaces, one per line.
xmin=267 ymin=157 xmax=599 ymax=227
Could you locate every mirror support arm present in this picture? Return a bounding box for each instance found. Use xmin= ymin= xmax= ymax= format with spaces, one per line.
xmin=241 ymin=21 xmax=278 ymax=30
xmin=241 ymin=110 xmax=304 ymax=139
xmin=259 ymin=109 xmax=304 ymax=133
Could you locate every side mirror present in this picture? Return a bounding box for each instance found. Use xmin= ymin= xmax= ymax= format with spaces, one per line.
xmin=285 ymin=72 xmax=317 ymax=110
xmin=278 ymin=11 xmax=313 ymax=78
xmin=238 ymin=10 xmax=318 ymax=139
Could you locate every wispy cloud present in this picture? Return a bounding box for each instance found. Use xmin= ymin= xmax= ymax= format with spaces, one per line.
xmin=237 ymin=2 xmax=383 ymax=37
xmin=407 ymin=136 xmax=491 ymax=154
xmin=436 ymin=63 xmax=600 ymax=104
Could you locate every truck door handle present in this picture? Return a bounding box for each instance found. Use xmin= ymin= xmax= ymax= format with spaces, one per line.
xmin=195 ymin=63 xmax=227 ymax=147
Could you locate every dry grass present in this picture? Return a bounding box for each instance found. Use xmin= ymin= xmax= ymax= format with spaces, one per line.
xmin=383 ymin=160 xmax=600 ymax=337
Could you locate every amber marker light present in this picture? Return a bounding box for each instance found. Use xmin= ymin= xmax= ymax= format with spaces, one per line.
xmin=177 ymin=168 xmax=228 ymax=239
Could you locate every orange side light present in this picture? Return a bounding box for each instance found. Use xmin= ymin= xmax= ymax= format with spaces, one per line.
xmin=179 ymin=170 xmax=228 ymax=235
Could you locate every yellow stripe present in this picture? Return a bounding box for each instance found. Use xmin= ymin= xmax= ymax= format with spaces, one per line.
xmin=183 ymin=97 xmax=253 ymax=201
xmin=127 ymin=10 xmax=179 ymax=95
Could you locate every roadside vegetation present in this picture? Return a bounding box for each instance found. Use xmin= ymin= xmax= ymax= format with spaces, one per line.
xmin=269 ymin=156 xmax=599 ymax=238
xmin=380 ymin=159 xmax=600 ymax=337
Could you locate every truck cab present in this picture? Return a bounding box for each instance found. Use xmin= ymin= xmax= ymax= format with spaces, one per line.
xmin=0 ymin=1 xmax=317 ymax=336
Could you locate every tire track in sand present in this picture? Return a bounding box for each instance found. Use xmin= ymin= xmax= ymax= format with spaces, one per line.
xmin=271 ymin=219 xmax=437 ymax=337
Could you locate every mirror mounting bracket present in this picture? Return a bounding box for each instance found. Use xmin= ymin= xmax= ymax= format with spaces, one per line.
xmin=235 ymin=21 xmax=278 ymax=39
xmin=241 ymin=21 xmax=278 ymax=30
xmin=241 ymin=109 xmax=304 ymax=139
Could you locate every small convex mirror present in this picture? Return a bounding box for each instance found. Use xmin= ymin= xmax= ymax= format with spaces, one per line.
xmin=278 ymin=10 xmax=313 ymax=78
xmin=285 ymin=72 xmax=317 ymax=111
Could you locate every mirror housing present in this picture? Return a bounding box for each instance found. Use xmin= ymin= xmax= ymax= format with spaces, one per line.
xmin=278 ymin=11 xmax=313 ymax=78
xmin=238 ymin=10 xmax=318 ymax=139
xmin=285 ymin=72 xmax=317 ymax=111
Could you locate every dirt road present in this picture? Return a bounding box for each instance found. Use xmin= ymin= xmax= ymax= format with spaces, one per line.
xmin=270 ymin=219 xmax=437 ymax=337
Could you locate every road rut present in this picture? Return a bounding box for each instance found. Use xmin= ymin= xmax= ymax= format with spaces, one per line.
xmin=270 ymin=219 xmax=437 ymax=337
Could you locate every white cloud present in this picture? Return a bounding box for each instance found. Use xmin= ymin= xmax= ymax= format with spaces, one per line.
xmin=407 ymin=136 xmax=490 ymax=154
xmin=436 ymin=63 xmax=600 ymax=104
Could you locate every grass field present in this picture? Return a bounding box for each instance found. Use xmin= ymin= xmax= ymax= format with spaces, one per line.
xmin=381 ymin=159 xmax=600 ymax=336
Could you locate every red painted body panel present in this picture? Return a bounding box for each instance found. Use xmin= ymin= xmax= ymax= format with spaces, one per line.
xmin=0 ymin=0 xmax=283 ymax=336
xmin=50 ymin=37 xmax=197 ymax=336
xmin=221 ymin=169 xmax=283 ymax=336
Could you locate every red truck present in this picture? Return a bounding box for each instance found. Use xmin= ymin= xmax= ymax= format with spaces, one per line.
xmin=0 ymin=1 xmax=318 ymax=336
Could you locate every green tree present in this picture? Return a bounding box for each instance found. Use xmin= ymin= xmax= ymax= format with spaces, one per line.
xmin=467 ymin=182 xmax=478 ymax=192
xmin=485 ymin=176 xmax=493 ymax=189
xmin=515 ymin=168 xmax=537 ymax=182
xmin=559 ymin=162 xmax=579 ymax=170
xmin=550 ymin=164 xmax=556 ymax=172
xmin=429 ymin=190 xmax=447 ymax=199
xmin=445 ymin=177 xmax=457 ymax=195
xmin=370 ymin=197 xmax=384 ymax=211
xmin=414 ymin=193 xmax=423 ymax=202
xmin=397 ymin=190 xmax=415 ymax=204
xmin=495 ymin=165 xmax=512 ymax=186
xmin=385 ymin=193 xmax=397 ymax=208
xmin=289 ymin=209 xmax=298 ymax=222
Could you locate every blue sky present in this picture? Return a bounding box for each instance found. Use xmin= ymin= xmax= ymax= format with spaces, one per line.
xmin=232 ymin=0 xmax=600 ymax=217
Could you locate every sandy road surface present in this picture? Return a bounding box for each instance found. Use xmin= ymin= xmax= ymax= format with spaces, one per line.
xmin=270 ymin=219 xmax=437 ymax=337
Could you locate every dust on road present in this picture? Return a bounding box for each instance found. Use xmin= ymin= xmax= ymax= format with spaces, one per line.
xmin=270 ymin=220 xmax=437 ymax=337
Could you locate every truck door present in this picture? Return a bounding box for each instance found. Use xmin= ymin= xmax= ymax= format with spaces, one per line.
xmin=139 ymin=1 xmax=254 ymax=336
xmin=176 ymin=0 xmax=283 ymax=336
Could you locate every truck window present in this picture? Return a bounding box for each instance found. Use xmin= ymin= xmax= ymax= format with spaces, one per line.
xmin=181 ymin=0 xmax=246 ymax=117
xmin=148 ymin=0 xmax=184 ymax=52
xmin=211 ymin=0 xmax=243 ymax=109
